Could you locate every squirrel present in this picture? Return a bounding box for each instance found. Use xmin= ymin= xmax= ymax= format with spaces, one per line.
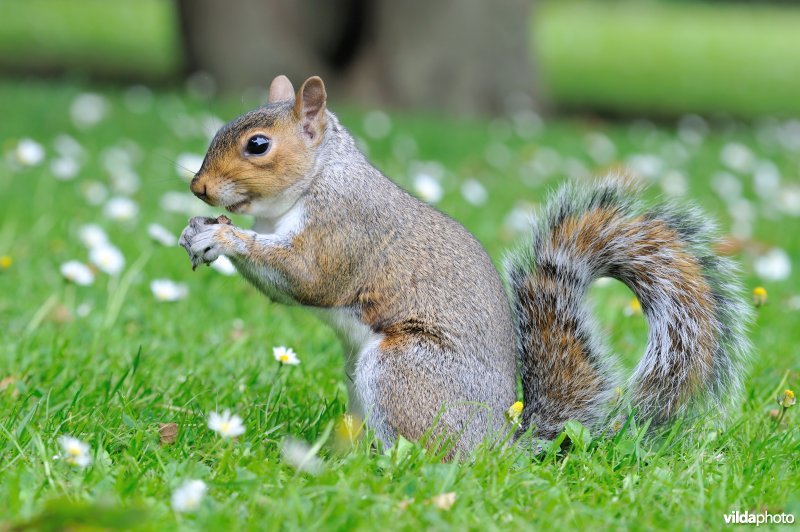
xmin=179 ymin=75 xmax=751 ymax=455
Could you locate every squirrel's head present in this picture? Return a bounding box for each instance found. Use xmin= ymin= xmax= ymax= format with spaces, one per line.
xmin=190 ymin=75 xmax=327 ymax=217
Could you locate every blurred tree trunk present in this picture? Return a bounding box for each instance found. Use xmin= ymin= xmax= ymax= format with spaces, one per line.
xmin=177 ymin=0 xmax=535 ymax=115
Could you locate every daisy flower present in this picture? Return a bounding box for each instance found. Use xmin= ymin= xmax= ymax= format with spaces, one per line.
xmin=281 ymin=438 xmax=323 ymax=475
xmin=778 ymin=389 xmax=796 ymax=409
xmin=78 ymin=224 xmax=109 ymax=249
xmin=752 ymin=287 xmax=768 ymax=307
xmin=505 ymin=401 xmax=523 ymax=425
xmin=150 ymin=279 xmax=188 ymax=302
xmin=413 ymin=173 xmax=443 ymax=204
xmin=362 ymin=110 xmax=392 ymax=140
xmin=50 ymin=157 xmax=80 ymax=180
xmin=147 ymin=223 xmax=177 ymax=247
xmin=103 ymin=197 xmax=139 ymax=221
xmin=273 ymin=346 xmax=300 ymax=365
xmin=210 ymin=256 xmax=237 ymax=275
xmin=171 ymin=479 xmax=207 ymax=513
xmin=89 ymin=244 xmax=125 ymax=275
xmin=754 ymin=248 xmax=791 ymax=282
xmin=58 ymin=435 xmax=92 ymax=467
xmin=460 ymin=179 xmax=488 ymax=206
xmin=208 ymin=409 xmax=246 ymax=438
xmin=15 ymin=138 xmax=45 ymax=166
xmin=624 ymin=298 xmax=642 ymax=316
xmin=82 ymin=181 xmax=109 ymax=205
xmin=70 ymin=92 xmax=108 ymax=129
xmin=60 ymin=261 xmax=95 ymax=286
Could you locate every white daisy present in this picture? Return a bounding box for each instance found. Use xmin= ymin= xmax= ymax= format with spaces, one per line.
xmin=15 ymin=138 xmax=45 ymax=166
xmin=160 ymin=191 xmax=213 ymax=217
xmin=778 ymin=185 xmax=800 ymax=217
xmin=362 ymin=110 xmax=392 ymax=139
xmin=210 ymin=256 xmax=237 ymax=275
xmin=109 ymin=167 xmax=141 ymax=195
xmin=460 ymin=179 xmax=488 ymax=206
xmin=53 ymin=134 xmax=84 ymax=159
xmin=720 ymin=142 xmax=754 ymax=174
xmin=677 ymin=114 xmax=708 ymax=145
xmin=82 ymin=181 xmax=109 ymax=205
xmin=103 ymin=197 xmax=139 ymax=221
xmin=58 ymin=435 xmax=92 ymax=467
xmin=60 ymin=261 xmax=95 ymax=286
xmin=281 ymin=438 xmax=323 ymax=475
xmin=504 ymin=203 xmax=535 ymax=235
xmin=123 ymin=85 xmax=154 ymax=114
xmin=50 ymin=157 xmax=80 ymax=180
xmin=207 ymin=410 xmax=246 ymax=438
xmin=70 ymin=92 xmax=108 ymax=129
xmin=273 ymin=346 xmax=300 ymax=365
xmin=484 ymin=142 xmax=511 ymax=169
xmin=585 ymin=132 xmax=616 ymax=164
xmin=147 ymin=223 xmax=177 ymax=247
xmin=711 ymin=172 xmax=742 ymax=202
xmin=754 ymin=248 xmax=792 ymax=282
xmin=171 ymin=479 xmax=207 ymax=513
xmin=89 ymin=244 xmax=125 ymax=275
xmin=625 ymin=154 xmax=662 ymax=180
xmin=660 ymin=170 xmax=688 ymax=197
xmin=150 ymin=279 xmax=188 ymax=302
xmin=78 ymin=224 xmax=109 ymax=249
xmin=413 ymin=173 xmax=443 ymax=204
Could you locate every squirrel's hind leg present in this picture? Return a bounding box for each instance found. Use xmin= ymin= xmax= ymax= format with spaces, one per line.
xmin=354 ymin=339 xmax=510 ymax=458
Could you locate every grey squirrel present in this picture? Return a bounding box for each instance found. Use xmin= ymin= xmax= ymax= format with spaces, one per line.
xmin=179 ymin=75 xmax=751 ymax=456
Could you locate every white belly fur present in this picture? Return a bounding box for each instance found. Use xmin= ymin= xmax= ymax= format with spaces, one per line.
xmin=310 ymin=306 xmax=382 ymax=419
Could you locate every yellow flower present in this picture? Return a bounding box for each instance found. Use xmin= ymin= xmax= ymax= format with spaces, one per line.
xmin=778 ymin=389 xmax=796 ymax=409
xmin=506 ymin=401 xmax=523 ymax=424
xmin=334 ymin=413 xmax=363 ymax=446
xmin=0 ymin=256 xmax=11 ymax=270
xmin=624 ymin=298 xmax=642 ymax=316
xmin=752 ymin=286 xmax=768 ymax=307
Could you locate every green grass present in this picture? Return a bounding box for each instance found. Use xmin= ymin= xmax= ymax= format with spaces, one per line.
xmin=0 ymin=0 xmax=180 ymax=80
xmin=1 ymin=80 xmax=799 ymax=530
xmin=535 ymin=1 xmax=800 ymax=118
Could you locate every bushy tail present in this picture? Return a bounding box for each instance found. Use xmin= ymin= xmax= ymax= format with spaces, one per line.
xmin=505 ymin=177 xmax=751 ymax=439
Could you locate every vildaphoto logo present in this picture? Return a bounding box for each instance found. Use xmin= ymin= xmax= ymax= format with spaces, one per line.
xmin=723 ymin=510 xmax=795 ymax=526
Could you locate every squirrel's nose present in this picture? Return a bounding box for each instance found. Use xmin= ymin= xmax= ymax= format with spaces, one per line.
xmin=190 ymin=176 xmax=208 ymax=201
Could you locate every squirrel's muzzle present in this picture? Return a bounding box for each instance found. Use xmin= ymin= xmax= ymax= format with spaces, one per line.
xmin=190 ymin=175 xmax=210 ymax=203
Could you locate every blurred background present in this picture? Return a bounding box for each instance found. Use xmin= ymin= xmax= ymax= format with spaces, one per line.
xmin=2 ymin=0 xmax=800 ymax=118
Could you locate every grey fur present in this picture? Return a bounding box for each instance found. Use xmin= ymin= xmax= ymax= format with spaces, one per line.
xmin=505 ymin=177 xmax=752 ymax=439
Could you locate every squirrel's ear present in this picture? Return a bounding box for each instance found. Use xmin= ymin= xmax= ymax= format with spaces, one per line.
xmin=268 ymin=75 xmax=295 ymax=103
xmin=293 ymin=76 xmax=327 ymax=141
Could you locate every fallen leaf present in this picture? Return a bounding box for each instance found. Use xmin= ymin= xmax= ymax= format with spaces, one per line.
xmin=159 ymin=422 xmax=179 ymax=445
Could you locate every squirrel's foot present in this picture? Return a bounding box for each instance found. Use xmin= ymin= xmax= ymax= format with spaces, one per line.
xmin=179 ymin=217 xmax=235 ymax=270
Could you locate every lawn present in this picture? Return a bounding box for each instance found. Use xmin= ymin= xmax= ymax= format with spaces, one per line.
xmin=0 ymin=80 xmax=799 ymax=530
xmin=535 ymin=1 xmax=800 ymax=117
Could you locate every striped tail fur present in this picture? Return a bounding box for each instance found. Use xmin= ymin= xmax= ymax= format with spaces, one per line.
xmin=505 ymin=177 xmax=751 ymax=439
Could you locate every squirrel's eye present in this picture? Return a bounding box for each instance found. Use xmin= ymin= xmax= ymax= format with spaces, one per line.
xmin=245 ymin=134 xmax=271 ymax=156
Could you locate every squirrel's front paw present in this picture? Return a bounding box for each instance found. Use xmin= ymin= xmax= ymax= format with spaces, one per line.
xmin=179 ymin=218 xmax=233 ymax=270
